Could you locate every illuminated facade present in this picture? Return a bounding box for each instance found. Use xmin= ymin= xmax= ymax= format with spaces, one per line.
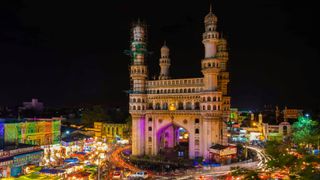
xmin=129 ymin=6 xmax=230 ymax=159
xmin=0 ymin=144 xmax=43 ymax=177
xmin=93 ymin=122 xmax=129 ymax=142
xmin=0 ymin=117 xmax=62 ymax=146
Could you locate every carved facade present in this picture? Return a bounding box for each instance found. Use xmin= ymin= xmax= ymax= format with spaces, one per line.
xmin=129 ymin=6 xmax=230 ymax=159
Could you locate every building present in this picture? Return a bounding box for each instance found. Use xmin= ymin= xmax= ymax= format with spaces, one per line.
xmin=92 ymin=122 xmax=129 ymax=143
xmin=19 ymin=98 xmax=44 ymax=112
xmin=0 ymin=144 xmax=43 ymax=178
xmin=262 ymin=121 xmax=291 ymax=141
xmin=129 ymin=6 xmax=231 ymax=160
xmin=0 ymin=117 xmax=62 ymax=147
xmin=283 ymin=106 xmax=303 ymax=122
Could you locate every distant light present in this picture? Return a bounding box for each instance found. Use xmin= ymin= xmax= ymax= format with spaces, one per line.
xmin=305 ymin=114 xmax=310 ymax=117
xmin=66 ymin=130 xmax=70 ymax=134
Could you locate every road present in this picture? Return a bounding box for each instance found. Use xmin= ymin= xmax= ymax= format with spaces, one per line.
xmin=246 ymin=145 xmax=271 ymax=170
xmin=107 ymin=145 xmax=269 ymax=179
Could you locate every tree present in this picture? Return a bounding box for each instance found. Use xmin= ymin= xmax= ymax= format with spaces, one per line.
xmin=265 ymin=140 xmax=320 ymax=179
xmin=292 ymin=116 xmax=319 ymax=147
xmin=81 ymin=105 xmax=109 ymax=126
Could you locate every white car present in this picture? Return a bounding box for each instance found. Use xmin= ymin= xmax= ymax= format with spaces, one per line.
xmin=129 ymin=171 xmax=149 ymax=179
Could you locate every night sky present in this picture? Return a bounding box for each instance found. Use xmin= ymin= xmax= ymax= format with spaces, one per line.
xmin=0 ymin=0 xmax=319 ymax=110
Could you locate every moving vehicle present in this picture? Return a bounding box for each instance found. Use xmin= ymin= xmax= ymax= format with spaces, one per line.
xmin=129 ymin=171 xmax=149 ymax=179
xmin=112 ymin=171 xmax=122 ymax=179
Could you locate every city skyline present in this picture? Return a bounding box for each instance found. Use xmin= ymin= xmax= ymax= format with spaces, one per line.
xmin=0 ymin=0 xmax=319 ymax=110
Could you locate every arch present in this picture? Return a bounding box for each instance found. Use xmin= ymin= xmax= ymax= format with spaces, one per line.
xmin=207 ymin=105 xmax=211 ymax=110
xmin=137 ymin=98 xmax=141 ymax=103
xmin=178 ymin=102 xmax=184 ymax=110
xmin=137 ymin=106 xmax=141 ymax=110
xmin=195 ymin=128 xmax=199 ymax=134
xmin=188 ymin=89 xmax=191 ymax=93
xmin=184 ymin=89 xmax=187 ymax=93
xmin=194 ymin=102 xmax=200 ymax=110
xmin=162 ymin=102 xmax=168 ymax=110
xmin=156 ymin=122 xmax=190 ymax=157
xmin=195 ymin=119 xmax=200 ymax=124
xmin=148 ymin=103 xmax=153 ymax=110
xmin=186 ymin=102 xmax=192 ymax=110
xmin=155 ymin=103 xmax=161 ymax=110
xmin=203 ymin=105 xmax=206 ymax=110
xmin=213 ymin=105 xmax=217 ymax=110
xmin=133 ymin=106 xmax=136 ymax=110
xmin=133 ymin=98 xmax=136 ymax=103
xmin=207 ymin=97 xmax=211 ymax=101
xmin=213 ymin=97 xmax=216 ymax=101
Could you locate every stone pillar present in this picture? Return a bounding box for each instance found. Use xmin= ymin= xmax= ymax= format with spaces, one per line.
xmin=202 ymin=117 xmax=212 ymax=159
xmin=131 ymin=114 xmax=146 ymax=156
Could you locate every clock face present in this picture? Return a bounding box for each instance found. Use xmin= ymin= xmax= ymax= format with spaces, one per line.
xmin=169 ymin=103 xmax=176 ymax=111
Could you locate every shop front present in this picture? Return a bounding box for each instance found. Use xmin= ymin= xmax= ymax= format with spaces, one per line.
xmin=209 ymin=144 xmax=237 ymax=164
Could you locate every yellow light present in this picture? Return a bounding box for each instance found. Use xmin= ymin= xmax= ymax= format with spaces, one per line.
xmin=253 ymin=122 xmax=256 ymax=126
xmin=169 ymin=103 xmax=176 ymax=111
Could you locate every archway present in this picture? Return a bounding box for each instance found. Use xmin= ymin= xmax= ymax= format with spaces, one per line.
xmin=157 ymin=124 xmax=189 ymax=159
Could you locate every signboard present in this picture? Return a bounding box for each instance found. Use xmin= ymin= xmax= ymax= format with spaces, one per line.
xmin=220 ymin=147 xmax=237 ymax=156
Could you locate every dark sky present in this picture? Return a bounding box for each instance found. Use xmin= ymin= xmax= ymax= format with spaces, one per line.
xmin=0 ymin=0 xmax=319 ymax=110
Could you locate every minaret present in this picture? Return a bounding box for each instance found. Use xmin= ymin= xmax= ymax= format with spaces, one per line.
xmin=258 ymin=113 xmax=263 ymax=125
xmin=129 ymin=20 xmax=148 ymax=156
xmin=202 ymin=5 xmax=219 ymax=58
xmin=216 ymin=36 xmax=229 ymax=71
xmin=200 ymin=5 xmax=226 ymax=160
xmin=201 ymin=5 xmax=220 ymax=91
xmin=159 ymin=41 xmax=171 ymax=80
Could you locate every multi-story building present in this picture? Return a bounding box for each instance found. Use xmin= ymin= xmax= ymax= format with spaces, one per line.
xmin=262 ymin=121 xmax=291 ymax=141
xmin=92 ymin=122 xmax=129 ymax=142
xmin=128 ymin=6 xmax=231 ymax=160
xmin=0 ymin=144 xmax=43 ymax=178
xmin=19 ymin=98 xmax=44 ymax=112
xmin=0 ymin=117 xmax=62 ymax=147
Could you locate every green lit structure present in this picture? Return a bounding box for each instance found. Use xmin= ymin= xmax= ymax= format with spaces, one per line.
xmin=1 ymin=117 xmax=61 ymax=146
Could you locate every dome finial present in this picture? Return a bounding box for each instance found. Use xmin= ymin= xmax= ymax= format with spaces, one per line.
xmin=164 ymin=40 xmax=166 ymax=46
xmin=210 ymin=3 xmax=212 ymax=13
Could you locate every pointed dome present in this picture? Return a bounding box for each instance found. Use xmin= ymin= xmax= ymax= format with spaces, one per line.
xmin=161 ymin=41 xmax=169 ymax=56
xmin=204 ymin=5 xmax=217 ymax=25
xmin=161 ymin=41 xmax=169 ymax=50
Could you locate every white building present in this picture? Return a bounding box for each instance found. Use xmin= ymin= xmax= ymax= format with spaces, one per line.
xmin=129 ymin=6 xmax=231 ymax=160
xmin=20 ymin=98 xmax=44 ymax=112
